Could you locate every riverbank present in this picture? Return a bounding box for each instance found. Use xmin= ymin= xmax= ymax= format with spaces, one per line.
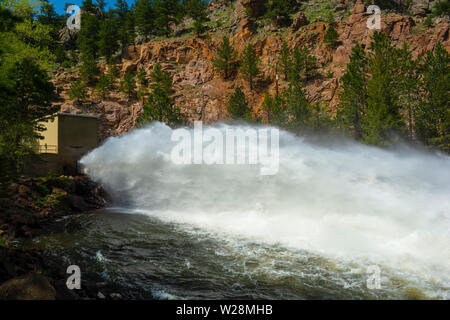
xmin=0 ymin=175 xmax=109 ymax=299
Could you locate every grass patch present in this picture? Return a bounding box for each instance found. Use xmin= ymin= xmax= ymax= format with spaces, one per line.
xmin=35 ymin=187 xmax=69 ymax=211
xmin=301 ymin=0 xmax=336 ymax=24
xmin=411 ymin=25 xmax=426 ymax=34
xmin=0 ymin=236 xmax=9 ymax=248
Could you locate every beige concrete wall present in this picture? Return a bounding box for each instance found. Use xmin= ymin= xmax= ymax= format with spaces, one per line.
xmin=36 ymin=115 xmax=58 ymax=153
xmin=34 ymin=113 xmax=99 ymax=175
xmin=58 ymin=114 xmax=99 ymax=150
xmin=58 ymin=114 xmax=99 ymax=172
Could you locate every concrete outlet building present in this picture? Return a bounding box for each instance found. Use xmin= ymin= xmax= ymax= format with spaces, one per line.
xmin=30 ymin=113 xmax=99 ymax=175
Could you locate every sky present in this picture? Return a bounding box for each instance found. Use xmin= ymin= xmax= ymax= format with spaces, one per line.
xmin=50 ymin=0 xmax=135 ymax=14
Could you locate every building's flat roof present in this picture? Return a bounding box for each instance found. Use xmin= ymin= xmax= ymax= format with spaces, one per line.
xmin=56 ymin=112 xmax=100 ymax=119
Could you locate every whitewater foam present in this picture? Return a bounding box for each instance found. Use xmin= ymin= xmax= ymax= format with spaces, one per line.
xmin=80 ymin=122 xmax=450 ymax=292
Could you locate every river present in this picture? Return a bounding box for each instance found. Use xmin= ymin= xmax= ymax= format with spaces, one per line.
xmin=28 ymin=122 xmax=450 ymax=299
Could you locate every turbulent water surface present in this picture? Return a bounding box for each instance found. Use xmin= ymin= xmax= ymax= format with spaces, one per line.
xmin=38 ymin=123 xmax=450 ymax=299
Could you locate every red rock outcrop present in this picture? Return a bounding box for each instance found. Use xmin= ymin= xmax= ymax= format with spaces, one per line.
xmin=52 ymin=0 xmax=449 ymax=138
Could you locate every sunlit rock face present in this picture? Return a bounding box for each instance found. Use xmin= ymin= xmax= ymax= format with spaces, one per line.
xmin=51 ymin=0 xmax=450 ymax=141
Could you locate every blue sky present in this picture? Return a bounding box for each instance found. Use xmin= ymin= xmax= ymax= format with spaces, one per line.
xmin=50 ymin=0 xmax=135 ymax=14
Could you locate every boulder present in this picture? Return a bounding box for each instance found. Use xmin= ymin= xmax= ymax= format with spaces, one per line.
xmin=239 ymin=0 xmax=266 ymax=18
xmin=0 ymin=274 xmax=56 ymax=300
xmin=291 ymin=12 xmax=309 ymax=32
xmin=68 ymin=195 xmax=89 ymax=212
xmin=72 ymin=177 xmax=90 ymax=195
xmin=121 ymin=60 xmax=137 ymax=75
xmin=353 ymin=0 xmax=365 ymax=14
xmin=410 ymin=0 xmax=430 ymax=16
xmin=17 ymin=185 xmax=31 ymax=196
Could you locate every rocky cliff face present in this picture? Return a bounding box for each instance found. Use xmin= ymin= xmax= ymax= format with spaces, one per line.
xmin=52 ymin=0 xmax=450 ymax=140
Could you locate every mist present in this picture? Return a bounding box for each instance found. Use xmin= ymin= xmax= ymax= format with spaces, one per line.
xmin=80 ymin=122 xmax=450 ymax=292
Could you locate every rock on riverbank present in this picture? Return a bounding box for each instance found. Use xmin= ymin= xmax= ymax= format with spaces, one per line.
xmin=0 ymin=175 xmax=107 ymax=239
xmin=0 ymin=175 xmax=108 ymax=300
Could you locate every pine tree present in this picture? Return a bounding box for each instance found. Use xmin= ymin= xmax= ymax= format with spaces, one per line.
xmin=324 ymin=24 xmax=339 ymax=48
xmin=1 ymin=58 xmax=56 ymax=176
xmin=150 ymin=63 xmax=173 ymax=94
xmin=240 ymin=43 xmax=260 ymax=91
xmin=137 ymin=85 xmax=148 ymax=101
xmin=288 ymin=47 xmax=303 ymax=83
xmin=5 ymin=58 xmax=56 ymax=125
xmin=184 ymin=0 xmax=207 ymax=35
xmin=262 ymin=92 xmax=287 ymax=127
xmin=153 ymin=0 xmax=182 ymax=37
xmin=140 ymin=64 xmax=182 ymax=126
xmin=114 ymin=0 xmax=135 ymax=52
xmin=423 ymin=15 xmax=433 ymax=27
xmin=98 ymin=19 xmax=119 ymax=62
xmin=184 ymin=0 xmax=207 ymax=21
xmin=397 ymin=43 xmax=421 ymax=141
xmin=338 ymin=43 xmax=368 ymax=140
xmin=227 ymin=87 xmax=252 ymax=121
xmin=213 ymin=37 xmax=238 ymax=79
xmin=0 ymin=6 xmax=21 ymax=32
xmin=82 ymin=0 xmax=97 ymax=14
xmin=137 ymin=67 xmax=148 ymax=86
xmin=279 ymin=40 xmax=291 ymax=81
xmin=364 ymin=32 xmax=404 ymax=146
xmin=114 ymin=0 xmax=129 ymax=18
xmin=193 ymin=19 xmax=205 ymax=35
xmin=120 ymin=10 xmax=136 ymax=52
xmin=304 ymin=48 xmax=318 ymax=81
xmin=37 ymin=0 xmax=59 ymax=26
xmin=106 ymin=62 xmax=119 ymax=87
xmin=69 ymin=79 xmax=88 ymax=104
xmin=54 ymin=45 xmax=67 ymax=64
xmin=416 ymin=42 xmax=450 ymax=151
xmin=77 ymin=11 xmax=100 ymax=57
xmin=140 ymin=86 xmax=181 ymax=125
xmin=264 ymin=0 xmax=292 ymax=26
xmin=432 ymin=0 xmax=450 ymax=17
xmin=289 ymin=45 xmax=318 ymax=83
xmin=96 ymin=73 xmax=112 ymax=99
xmin=120 ymin=71 xmax=136 ymax=99
xmin=284 ymin=83 xmax=311 ymax=131
xmin=262 ymin=92 xmax=274 ymax=123
xmin=135 ymin=0 xmax=153 ymax=36
xmin=95 ymin=0 xmax=107 ymax=16
xmin=80 ymin=53 xmax=100 ymax=83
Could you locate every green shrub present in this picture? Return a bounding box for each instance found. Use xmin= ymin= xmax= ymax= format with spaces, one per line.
xmin=432 ymin=0 xmax=450 ymax=16
xmin=61 ymin=60 xmax=72 ymax=69
xmin=227 ymin=87 xmax=253 ymax=121
xmin=68 ymin=79 xmax=88 ymax=104
xmin=324 ymin=25 xmax=340 ymax=48
xmin=36 ymin=188 xmax=69 ymax=211
xmin=0 ymin=237 xmax=9 ymax=248
xmin=423 ymin=15 xmax=433 ymax=27
xmin=120 ymin=71 xmax=137 ymax=99
xmin=301 ymin=0 xmax=336 ymax=24
xmin=79 ymin=53 xmax=100 ymax=84
xmin=96 ymin=73 xmax=112 ymax=99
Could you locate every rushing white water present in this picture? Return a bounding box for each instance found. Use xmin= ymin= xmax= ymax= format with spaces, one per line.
xmin=80 ymin=122 xmax=450 ymax=298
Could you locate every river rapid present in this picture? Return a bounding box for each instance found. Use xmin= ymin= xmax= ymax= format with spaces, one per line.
xmin=30 ymin=122 xmax=450 ymax=299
